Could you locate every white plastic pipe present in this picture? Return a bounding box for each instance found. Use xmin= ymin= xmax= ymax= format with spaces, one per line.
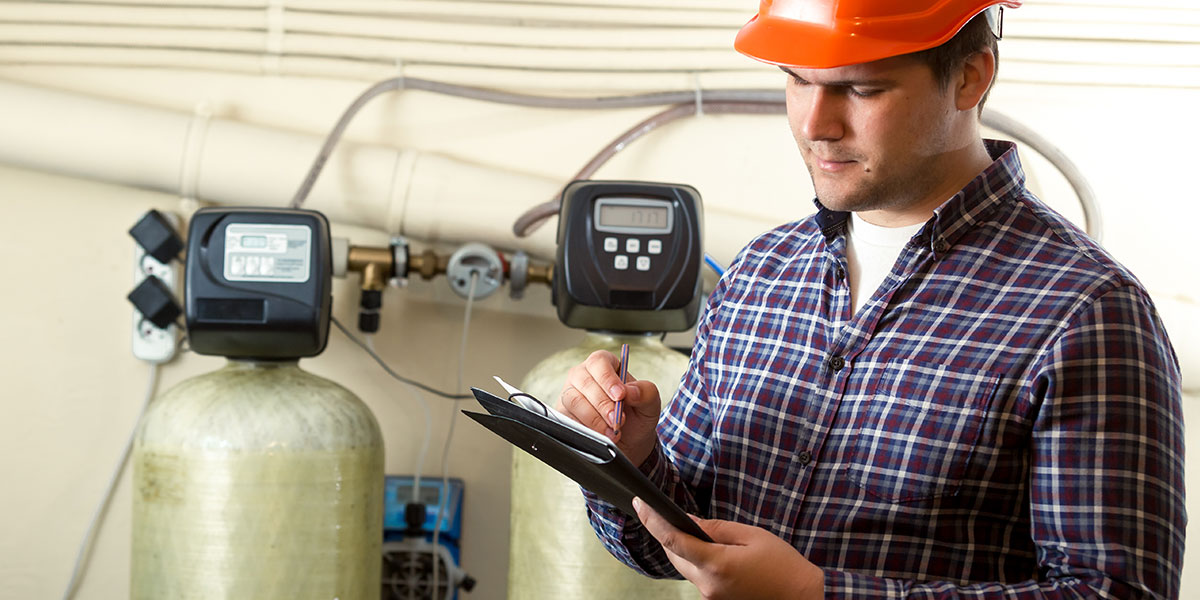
xmin=0 ymin=79 xmax=771 ymax=263
xmin=0 ymin=79 xmax=562 ymax=257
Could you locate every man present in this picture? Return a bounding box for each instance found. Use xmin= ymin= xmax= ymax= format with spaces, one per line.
xmin=558 ymin=1 xmax=1186 ymax=598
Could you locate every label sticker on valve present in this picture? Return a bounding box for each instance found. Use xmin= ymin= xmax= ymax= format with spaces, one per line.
xmin=224 ymin=224 xmax=311 ymax=283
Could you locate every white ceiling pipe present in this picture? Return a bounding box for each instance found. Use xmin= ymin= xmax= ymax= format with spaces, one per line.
xmin=0 ymin=79 xmax=777 ymax=264
xmin=0 ymin=79 xmax=561 ymax=257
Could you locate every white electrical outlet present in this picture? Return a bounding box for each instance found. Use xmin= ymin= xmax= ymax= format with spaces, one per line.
xmin=131 ymin=239 xmax=179 ymax=364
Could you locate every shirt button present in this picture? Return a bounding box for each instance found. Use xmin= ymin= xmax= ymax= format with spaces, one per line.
xmin=797 ymin=450 xmax=813 ymax=466
xmin=835 ymin=266 xmax=846 ymax=281
xmin=933 ymin=238 xmax=950 ymax=253
xmin=827 ymin=355 xmax=846 ymax=372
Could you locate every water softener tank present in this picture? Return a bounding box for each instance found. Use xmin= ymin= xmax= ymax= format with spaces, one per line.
xmin=509 ymin=332 xmax=699 ymax=599
xmin=132 ymin=207 xmax=384 ymax=599
xmin=132 ymin=361 xmax=384 ymax=598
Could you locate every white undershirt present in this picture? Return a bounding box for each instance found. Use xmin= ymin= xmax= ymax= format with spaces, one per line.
xmin=845 ymin=213 xmax=925 ymax=314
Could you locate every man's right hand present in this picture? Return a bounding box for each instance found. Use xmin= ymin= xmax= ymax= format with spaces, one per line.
xmin=557 ymin=350 xmax=662 ymax=467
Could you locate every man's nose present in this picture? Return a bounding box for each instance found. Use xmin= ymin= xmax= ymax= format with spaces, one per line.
xmin=800 ymin=87 xmax=844 ymax=142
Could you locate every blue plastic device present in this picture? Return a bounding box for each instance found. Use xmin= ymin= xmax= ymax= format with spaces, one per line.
xmin=384 ymin=476 xmax=464 ymax=549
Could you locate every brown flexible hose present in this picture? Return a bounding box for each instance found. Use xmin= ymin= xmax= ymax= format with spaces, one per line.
xmin=511 ymin=100 xmax=787 ymax=238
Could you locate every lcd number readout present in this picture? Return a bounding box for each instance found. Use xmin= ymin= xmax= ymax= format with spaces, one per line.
xmin=598 ymin=204 xmax=669 ymax=229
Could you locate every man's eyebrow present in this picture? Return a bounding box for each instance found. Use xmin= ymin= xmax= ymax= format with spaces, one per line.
xmin=778 ymin=65 xmax=895 ymax=87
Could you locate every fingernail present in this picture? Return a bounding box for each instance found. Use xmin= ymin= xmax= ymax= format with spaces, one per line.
xmin=632 ymin=497 xmax=642 ymax=512
xmin=609 ymin=385 xmax=623 ymax=399
xmin=608 ymin=410 xmax=618 ymax=427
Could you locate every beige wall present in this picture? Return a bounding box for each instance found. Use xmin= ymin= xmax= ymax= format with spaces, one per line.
xmin=0 ymin=59 xmax=1197 ymax=600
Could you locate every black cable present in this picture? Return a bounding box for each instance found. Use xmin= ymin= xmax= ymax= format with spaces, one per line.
xmin=332 ymin=315 xmax=472 ymax=400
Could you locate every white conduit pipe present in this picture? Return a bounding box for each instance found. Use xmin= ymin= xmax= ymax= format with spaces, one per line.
xmin=0 ymin=79 xmax=776 ymax=263
xmin=0 ymin=79 xmax=561 ymax=257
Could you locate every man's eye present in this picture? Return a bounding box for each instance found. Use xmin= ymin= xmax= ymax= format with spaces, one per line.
xmin=851 ymin=88 xmax=880 ymax=98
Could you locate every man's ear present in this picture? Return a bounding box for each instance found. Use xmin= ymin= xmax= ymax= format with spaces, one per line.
xmin=956 ymin=49 xmax=996 ymax=112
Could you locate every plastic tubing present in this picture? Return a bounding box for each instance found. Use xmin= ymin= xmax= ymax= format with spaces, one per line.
xmin=287 ymin=77 xmax=793 ymax=210
xmin=509 ymin=96 xmax=1103 ymax=242
xmin=510 ymin=100 xmax=787 ymax=238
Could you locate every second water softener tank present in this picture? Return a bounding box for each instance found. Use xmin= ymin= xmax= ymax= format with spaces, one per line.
xmin=510 ymin=332 xmax=698 ymax=599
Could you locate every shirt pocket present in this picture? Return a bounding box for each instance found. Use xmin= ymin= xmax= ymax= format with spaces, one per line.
xmin=845 ymin=361 xmax=1000 ymax=503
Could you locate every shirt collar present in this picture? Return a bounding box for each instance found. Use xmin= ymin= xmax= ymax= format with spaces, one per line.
xmin=813 ymin=139 xmax=1025 ymax=257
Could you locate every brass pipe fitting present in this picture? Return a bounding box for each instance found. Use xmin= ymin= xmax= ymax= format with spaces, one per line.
xmin=408 ymin=248 xmax=449 ymax=281
xmin=348 ymin=243 xmax=552 ymax=289
xmin=526 ymin=263 xmax=554 ymax=286
xmin=347 ymin=246 xmax=393 ymax=291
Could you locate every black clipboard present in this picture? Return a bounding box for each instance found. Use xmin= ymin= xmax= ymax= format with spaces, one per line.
xmin=463 ymin=387 xmax=713 ymax=543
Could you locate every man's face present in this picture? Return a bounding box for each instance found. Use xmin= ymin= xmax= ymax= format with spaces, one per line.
xmin=783 ymin=56 xmax=961 ymax=217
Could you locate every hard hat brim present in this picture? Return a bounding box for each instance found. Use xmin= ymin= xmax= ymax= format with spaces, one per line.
xmin=734 ymin=15 xmax=933 ymax=70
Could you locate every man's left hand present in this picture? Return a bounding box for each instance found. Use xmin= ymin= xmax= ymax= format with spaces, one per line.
xmin=631 ymin=497 xmax=824 ymax=600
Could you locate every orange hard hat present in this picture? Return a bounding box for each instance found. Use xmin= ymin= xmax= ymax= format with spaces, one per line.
xmin=735 ymin=0 xmax=1022 ymax=69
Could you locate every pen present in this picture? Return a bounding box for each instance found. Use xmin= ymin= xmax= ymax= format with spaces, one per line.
xmin=615 ymin=343 xmax=629 ymax=433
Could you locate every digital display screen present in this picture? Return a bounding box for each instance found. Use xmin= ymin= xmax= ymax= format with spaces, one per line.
xmin=239 ymin=235 xmax=268 ymax=249
xmin=598 ymin=203 xmax=669 ymax=230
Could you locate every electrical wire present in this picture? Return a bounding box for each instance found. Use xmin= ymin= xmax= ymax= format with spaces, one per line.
xmin=333 ymin=279 xmax=479 ymax=597
xmin=409 ymin=385 xmax=432 ymax=506
xmin=431 ymin=271 xmax=480 ymax=598
xmin=332 ymin=316 xmax=472 ymax=400
xmin=62 ymin=362 xmax=160 ymax=600
xmin=359 ymin=330 xmax=431 ymax=504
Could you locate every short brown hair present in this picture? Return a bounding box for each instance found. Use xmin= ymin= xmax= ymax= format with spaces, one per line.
xmin=907 ymin=12 xmax=999 ymax=114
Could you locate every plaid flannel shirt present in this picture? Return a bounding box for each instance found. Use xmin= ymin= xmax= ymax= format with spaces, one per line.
xmin=584 ymin=141 xmax=1186 ymax=598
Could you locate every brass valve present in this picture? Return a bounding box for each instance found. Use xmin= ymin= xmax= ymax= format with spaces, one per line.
xmin=342 ymin=239 xmax=553 ymax=333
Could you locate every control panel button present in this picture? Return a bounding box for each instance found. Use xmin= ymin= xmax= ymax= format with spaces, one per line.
xmin=625 ymin=238 xmax=640 ymax=253
xmin=647 ymin=239 xmax=662 ymax=255
xmin=636 ymin=256 xmax=651 ymax=271
xmin=604 ymin=237 xmax=619 ymax=252
xmin=614 ymin=255 xmax=629 ymax=270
